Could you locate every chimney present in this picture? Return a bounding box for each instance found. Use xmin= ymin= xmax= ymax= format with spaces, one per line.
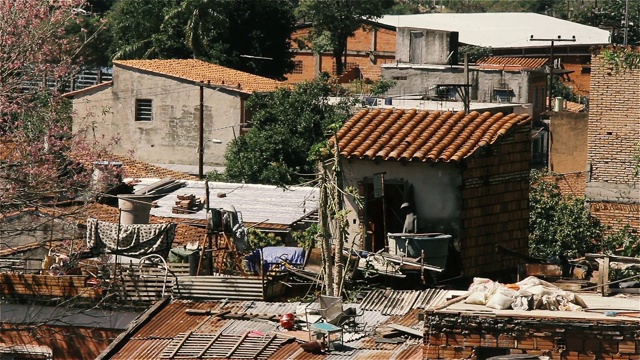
xmin=117 ymin=194 xmax=154 ymax=225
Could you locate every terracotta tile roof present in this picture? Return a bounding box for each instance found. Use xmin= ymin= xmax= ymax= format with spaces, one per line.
xmin=62 ymin=81 xmax=113 ymax=98
xmin=548 ymin=97 xmax=586 ymax=113
xmin=476 ymin=56 xmax=548 ymax=69
xmin=113 ymin=59 xmax=288 ymax=94
xmin=335 ymin=109 xmax=531 ymax=163
xmin=111 ymin=155 xmax=199 ymax=181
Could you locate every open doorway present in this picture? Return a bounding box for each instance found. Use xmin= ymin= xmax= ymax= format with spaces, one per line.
xmin=363 ymin=181 xmax=405 ymax=252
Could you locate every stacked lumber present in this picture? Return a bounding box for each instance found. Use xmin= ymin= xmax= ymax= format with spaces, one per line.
xmin=172 ymin=194 xmax=203 ymax=214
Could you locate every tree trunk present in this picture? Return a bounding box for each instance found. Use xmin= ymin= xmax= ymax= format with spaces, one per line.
xmin=319 ymin=168 xmax=334 ymax=296
xmin=332 ymin=135 xmax=345 ymax=297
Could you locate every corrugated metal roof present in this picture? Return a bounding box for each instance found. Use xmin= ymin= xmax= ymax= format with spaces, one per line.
xmin=221 ymin=319 xmax=279 ymax=335
xmin=242 ymin=301 xmax=302 ymax=316
xmin=132 ymin=178 xmax=319 ymax=226
xmin=476 ymin=56 xmax=548 ymax=69
xmin=378 ymin=13 xmax=610 ymax=49
xmin=112 ymin=339 xmax=172 ymax=360
xmin=360 ymin=289 xmax=451 ymax=316
xmin=414 ymin=288 xmax=450 ymax=310
xmin=360 ymin=290 xmax=422 ymax=316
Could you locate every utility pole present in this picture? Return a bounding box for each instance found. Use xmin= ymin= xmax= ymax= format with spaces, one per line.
xmin=198 ymin=84 xmax=204 ymax=179
xmin=529 ymin=35 xmax=576 ymax=111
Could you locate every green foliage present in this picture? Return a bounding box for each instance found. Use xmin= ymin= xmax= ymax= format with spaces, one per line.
xmin=601 ymin=46 xmax=640 ymax=74
xmin=529 ymin=170 xmax=605 ymax=259
xmin=571 ymin=0 xmax=639 ymax=45
xmin=459 ymin=45 xmax=492 ymax=63
xmin=602 ymin=225 xmax=640 ymax=258
xmin=224 ymin=78 xmax=355 ymax=185
xmin=107 ymin=0 xmax=296 ymax=79
xmin=368 ymin=79 xmax=397 ymax=96
xmin=246 ymin=228 xmax=282 ymax=252
xmin=552 ymin=79 xmax=580 ymax=103
xmin=292 ymin=224 xmax=319 ymax=249
xmin=296 ymin=0 xmax=394 ymax=75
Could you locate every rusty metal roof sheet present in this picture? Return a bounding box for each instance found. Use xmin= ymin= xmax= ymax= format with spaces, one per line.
xmin=271 ymin=340 xmax=423 ymax=360
xmin=159 ymin=332 xmax=293 ymax=359
xmin=476 ymin=56 xmax=548 ymax=69
xmin=360 ymin=290 xmax=422 ymax=316
xmin=242 ymin=301 xmax=302 ymax=316
xmin=112 ymin=339 xmax=172 ymax=360
xmin=335 ymin=109 xmax=531 ymax=163
xmin=414 ymin=288 xmax=450 ymax=309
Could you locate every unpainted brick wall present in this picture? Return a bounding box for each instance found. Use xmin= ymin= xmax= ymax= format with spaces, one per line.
xmin=460 ymin=125 xmax=531 ymax=276
xmin=587 ymin=49 xmax=640 ymax=234
xmin=546 ymin=172 xmax=587 ymax=197
xmin=424 ymin=312 xmax=640 ymax=360
xmin=587 ymin=52 xmax=640 ymax=185
xmin=289 ymin=25 xmax=397 ymax=83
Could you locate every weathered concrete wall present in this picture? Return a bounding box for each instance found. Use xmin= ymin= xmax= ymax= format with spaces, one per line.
xmin=382 ymin=65 xmax=539 ymax=106
xmin=396 ymin=28 xmax=457 ymax=65
xmin=549 ymin=111 xmax=588 ymax=174
xmin=339 ymin=159 xmax=462 ymax=249
xmin=72 ymin=66 xmax=243 ymax=166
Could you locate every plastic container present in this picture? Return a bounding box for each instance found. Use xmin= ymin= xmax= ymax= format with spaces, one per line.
xmin=387 ymin=233 xmax=450 ymax=268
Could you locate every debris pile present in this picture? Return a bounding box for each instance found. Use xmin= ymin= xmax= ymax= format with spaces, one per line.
xmin=172 ymin=194 xmax=203 ymax=214
xmin=465 ymin=276 xmax=588 ymax=311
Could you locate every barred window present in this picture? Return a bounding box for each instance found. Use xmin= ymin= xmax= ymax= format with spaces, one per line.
xmin=332 ymin=62 xmax=359 ymax=75
xmin=292 ymin=60 xmax=304 ymax=74
xmin=135 ymin=99 xmax=152 ymax=121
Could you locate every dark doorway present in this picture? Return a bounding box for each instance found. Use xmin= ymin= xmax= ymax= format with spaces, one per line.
xmin=363 ymin=181 xmax=405 ymax=252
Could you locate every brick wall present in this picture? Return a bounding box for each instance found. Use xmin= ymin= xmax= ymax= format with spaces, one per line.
xmin=587 ymin=52 xmax=640 ymax=184
xmin=460 ymin=125 xmax=531 ymax=276
xmin=288 ymin=24 xmax=397 ymax=83
xmin=590 ymin=202 xmax=640 ymax=233
xmin=547 ymin=172 xmax=587 ymax=198
xmin=586 ymin=49 xmax=640 ymax=234
xmin=424 ymin=312 xmax=640 ymax=360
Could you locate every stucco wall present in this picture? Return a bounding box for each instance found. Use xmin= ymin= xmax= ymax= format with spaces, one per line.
xmin=549 ymin=111 xmax=588 ymax=174
xmin=395 ymin=28 xmax=456 ymax=65
xmin=382 ymin=65 xmax=537 ymax=105
xmin=339 ymin=159 xmax=463 ymax=250
xmin=72 ymin=66 xmax=242 ymax=166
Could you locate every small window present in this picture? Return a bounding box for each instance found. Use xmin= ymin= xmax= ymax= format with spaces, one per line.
xmin=332 ymin=62 xmax=359 ymax=75
xmin=135 ymin=99 xmax=152 ymax=121
xmin=292 ymin=60 xmax=304 ymax=74
xmin=392 ymin=76 xmax=407 ymax=81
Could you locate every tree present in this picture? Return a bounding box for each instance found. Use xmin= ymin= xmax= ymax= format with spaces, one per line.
xmin=528 ymin=170 xmax=604 ymax=259
xmin=0 ymin=0 xmax=118 ymax=211
xmin=296 ymin=0 xmax=394 ymax=75
xmin=571 ymin=0 xmax=639 ymax=45
xmin=107 ymin=0 xmax=181 ymax=60
xmin=222 ymin=78 xmax=355 ymax=185
xmin=108 ymin=0 xmax=296 ymax=79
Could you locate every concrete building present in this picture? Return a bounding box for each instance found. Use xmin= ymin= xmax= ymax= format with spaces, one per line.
xmin=288 ymin=13 xmax=610 ymax=86
xmin=383 ymin=28 xmax=549 ymax=120
xmin=66 ymin=59 xmax=287 ymax=167
xmin=333 ymin=108 xmax=532 ymax=277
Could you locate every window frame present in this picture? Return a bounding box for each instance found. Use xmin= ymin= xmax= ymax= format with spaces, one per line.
xmin=135 ymin=98 xmax=153 ymax=122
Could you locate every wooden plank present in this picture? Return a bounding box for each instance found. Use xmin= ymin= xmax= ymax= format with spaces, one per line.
xmin=226 ymin=332 xmax=248 ymax=359
xmin=168 ymin=331 xmax=192 ymax=359
xmin=197 ymin=331 xmax=223 ymax=358
xmin=386 ymin=323 xmax=423 ymax=337
xmin=253 ymin=334 xmax=277 ymax=359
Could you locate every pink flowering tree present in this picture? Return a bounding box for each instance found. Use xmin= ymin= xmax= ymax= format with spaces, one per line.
xmin=0 ymin=0 xmax=117 ymax=212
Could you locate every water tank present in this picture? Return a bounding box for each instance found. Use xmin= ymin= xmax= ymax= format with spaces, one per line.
xmin=387 ymin=233 xmax=450 ymax=268
xmin=554 ymin=97 xmax=564 ymax=112
xmin=118 ymin=194 xmax=155 ymax=225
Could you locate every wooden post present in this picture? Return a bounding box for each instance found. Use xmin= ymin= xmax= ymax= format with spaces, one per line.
xmin=601 ymin=256 xmax=610 ymax=296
